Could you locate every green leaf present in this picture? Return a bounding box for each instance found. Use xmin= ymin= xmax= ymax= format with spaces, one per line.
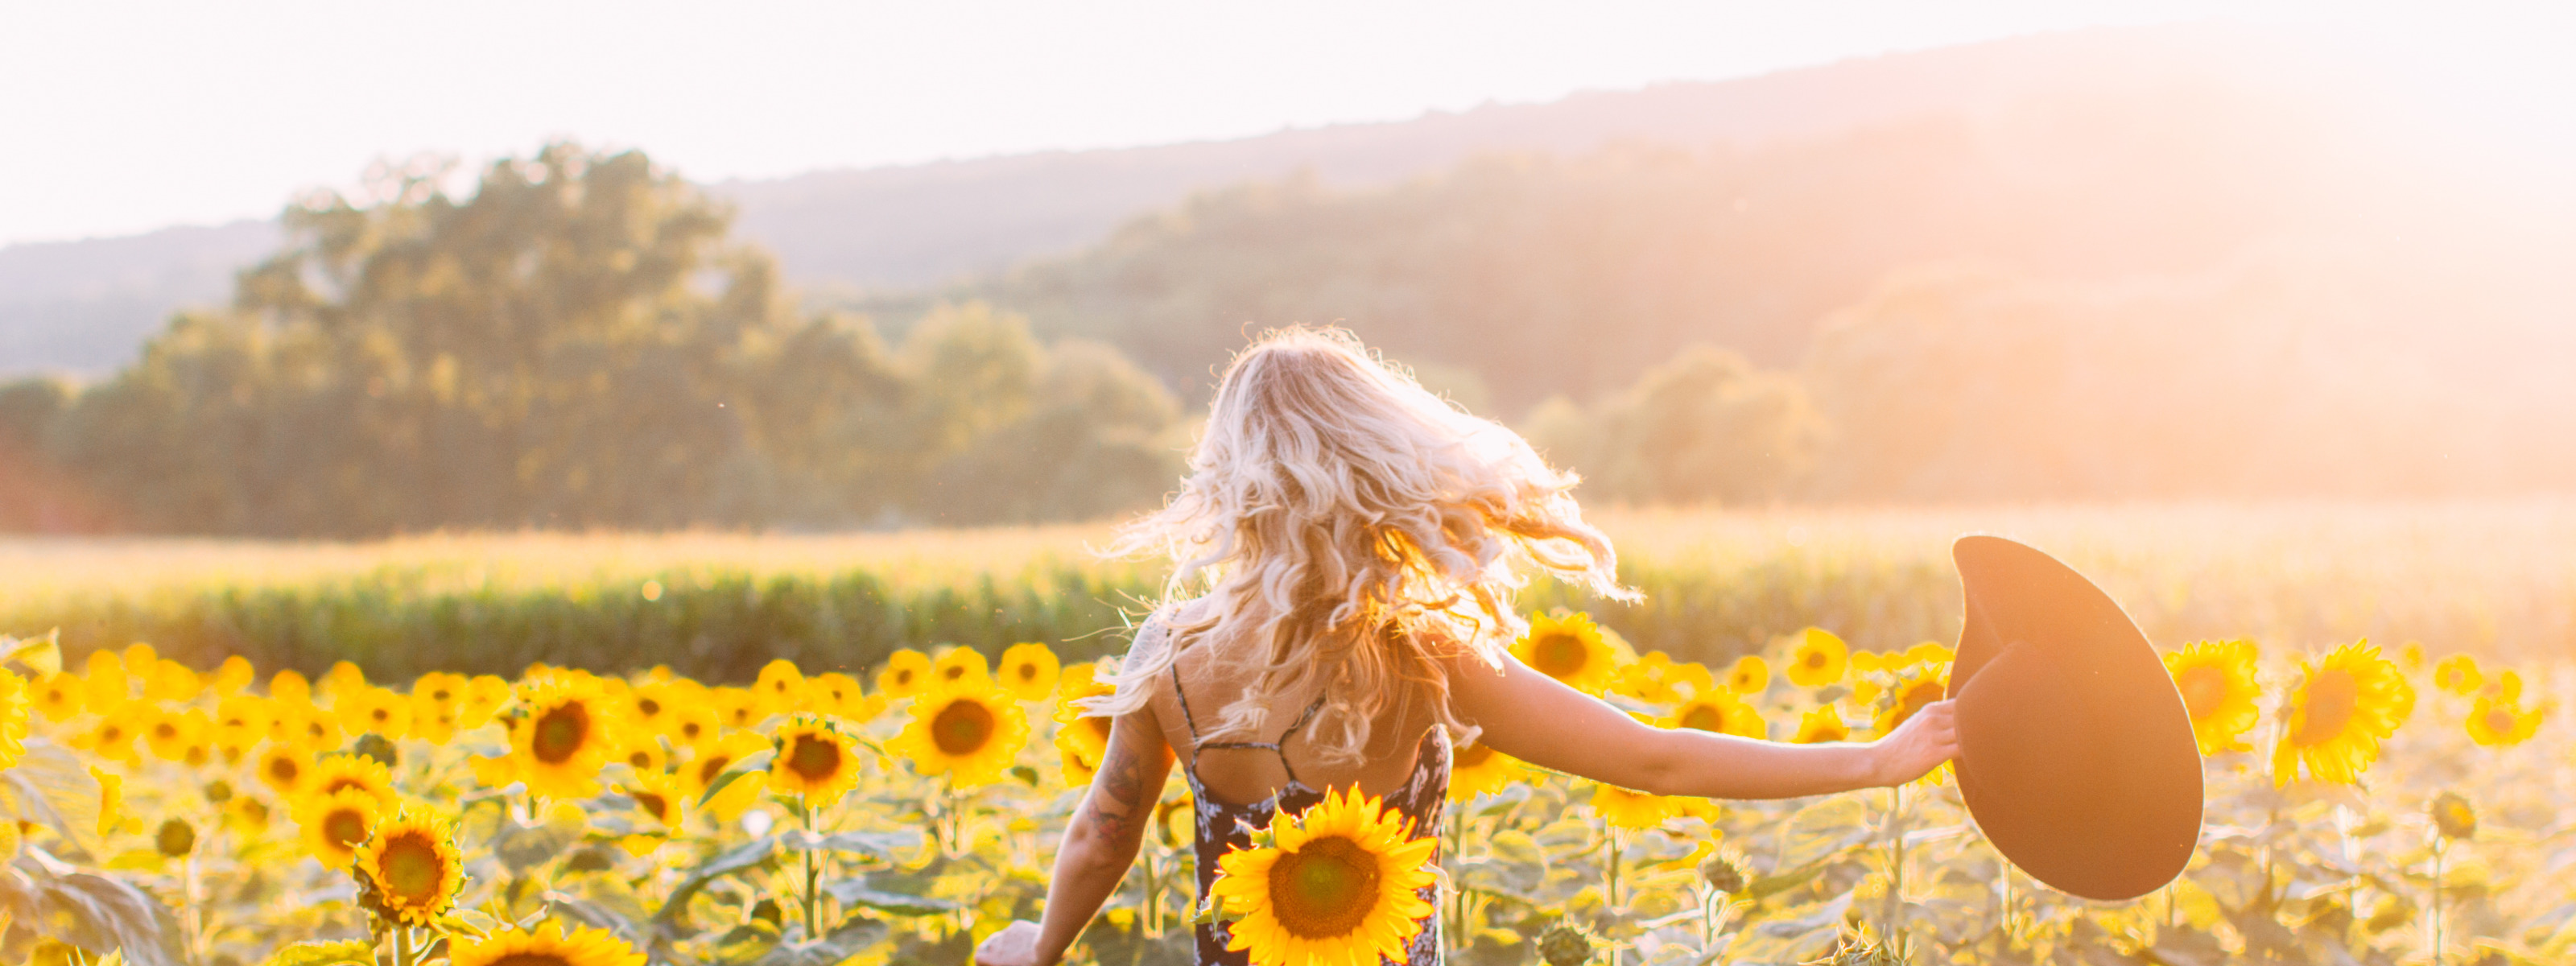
xmin=819 ymin=879 xmax=963 ymax=916
xmin=492 ymin=811 xmax=586 ymax=873
xmin=3 ymin=630 xmax=62 ymax=677
xmin=2 ymin=739 xmax=105 ymax=859
xmin=1775 ymin=796 xmax=1872 ymax=870
xmin=654 ymin=835 xmax=780 ymax=929
xmin=696 ymin=749 xmax=777 ymax=807
xmin=779 ymin=829 xmax=920 ymax=861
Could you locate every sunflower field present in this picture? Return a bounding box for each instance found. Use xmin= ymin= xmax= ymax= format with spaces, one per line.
xmin=0 ymin=580 xmax=2568 ymax=966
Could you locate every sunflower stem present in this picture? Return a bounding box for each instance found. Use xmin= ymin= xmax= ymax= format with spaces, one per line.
xmin=392 ymin=923 xmax=415 ymax=966
xmin=1886 ymin=782 xmax=1909 ymax=956
xmin=2430 ymin=836 xmax=2446 ymax=966
xmin=801 ymin=792 xmax=821 ymax=939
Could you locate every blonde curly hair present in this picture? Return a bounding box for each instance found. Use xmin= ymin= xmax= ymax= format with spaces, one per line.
xmin=1091 ymin=327 xmax=1632 ymax=764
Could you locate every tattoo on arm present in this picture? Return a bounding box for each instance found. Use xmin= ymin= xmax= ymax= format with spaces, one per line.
xmin=1086 ymin=720 xmax=1158 ymax=844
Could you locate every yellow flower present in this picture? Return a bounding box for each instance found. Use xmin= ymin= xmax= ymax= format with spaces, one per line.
xmin=91 ymin=766 xmax=129 ymax=836
xmin=0 ymin=670 xmax=29 ymax=769
xmin=460 ymin=675 xmax=513 ymax=728
xmin=212 ymin=654 xmax=256 ymax=695
xmin=1209 ymin=786 xmax=1439 ymax=966
xmin=1791 ymin=707 xmax=1850 ymax=744
xmin=317 ymin=661 xmax=367 ymax=703
xmin=448 ymin=923 xmax=646 ymax=966
xmin=308 ymin=753 xmax=399 ymax=805
xmin=613 ymin=733 xmax=670 ymax=775
xmin=32 ymin=673 xmax=82 ymax=721
xmin=80 ymin=650 xmax=130 ymax=707
xmin=1447 ymin=741 xmax=1525 ymax=802
xmin=1785 ymin=628 xmax=1848 ymax=689
xmin=1872 ymin=671 xmax=1947 ymax=737
xmin=2432 ymin=654 xmax=2480 ymax=696
xmin=269 ymin=669 xmax=313 ymax=704
xmin=619 ymin=679 xmax=679 ymax=733
xmin=143 ymin=708 xmax=208 ymax=762
xmin=258 ymin=745 xmax=312 ymax=796
xmin=2272 ymin=641 xmax=2413 ymax=786
xmin=1667 ymin=691 xmax=1765 ymax=739
xmin=297 ymin=788 xmax=383 ymax=868
xmin=768 ymin=715 xmax=865 ymax=803
xmin=142 ymin=659 xmax=200 ymax=703
xmin=354 ymin=805 xmax=463 ymax=927
xmin=1513 ymin=611 xmax=1624 ymax=696
xmin=893 ymin=678 xmax=1030 ymax=788
xmin=506 ymin=677 xmax=623 ymax=799
xmin=876 ymin=649 xmax=933 ymax=699
xmin=711 ymin=687 xmax=762 ymax=731
xmin=801 ymin=673 xmax=875 ymax=720
xmin=2478 ymin=670 xmax=2522 ymax=704
xmin=332 ymin=685 xmax=409 ymax=739
xmin=2163 ymin=639 xmax=2262 ymax=755
xmin=1590 ymin=782 xmax=1682 ymax=831
xmin=271 ymin=704 xmax=345 ymax=751
xmin=682 ymin=731 xmax=772 ymax=823
xmin=753 ymin=659 xmax=807 ymax=716
xmin=2465 ymin=697 xmax=2541 ymax=747
xmin=1724 ymin=655 xmax=1770 ymax=696
xmin=998 ymin=642 xmax=1061 ymax=701
xmin=625 ymin=770 xmax=690 ymax=832
xmin=213 ymin=694 xmax=273 ymax=749
xmin=667 ymin=705 xmax=722 ymax=754
xmin=79 ymin=708 xmax=142 ymax=766
xmin=1901 ymin=641 xmax=1955 ymax=670
xmin=933 ymin=646 xmax=991 ymax=687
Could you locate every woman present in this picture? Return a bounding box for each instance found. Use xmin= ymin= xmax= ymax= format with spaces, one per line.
xmin=976 ymin=328 xmax=1956 ymax=966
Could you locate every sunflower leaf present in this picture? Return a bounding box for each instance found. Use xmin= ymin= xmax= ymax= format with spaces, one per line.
xmin=697 ymin=750 xmax=777 ymax=807
xmin=654 ymin=835 xmax=781 ymax=930
xmin=819 ymin=879 xmax=960 ymax=916
xmin=3 ymin=630 xmax=62 ymax=677
xmin=780 ymin=829 xmax=920 ymax=860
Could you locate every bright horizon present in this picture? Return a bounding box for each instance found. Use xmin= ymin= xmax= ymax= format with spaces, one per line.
xmin=8 ymin=2 xmax=2569 ymax=248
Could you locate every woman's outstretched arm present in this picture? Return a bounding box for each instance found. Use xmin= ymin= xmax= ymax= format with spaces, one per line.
xmin=1447 ymin=652 xmax=1957 ymax=799
xmin=974 ymin=708 xmax=1174 ymax=966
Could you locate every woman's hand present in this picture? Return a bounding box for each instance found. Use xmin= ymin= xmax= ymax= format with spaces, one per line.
xmin=974 ymin=921 xmax=1045 ymax=966
xmin=1869 ymin=699 xmax=1959 ymax=786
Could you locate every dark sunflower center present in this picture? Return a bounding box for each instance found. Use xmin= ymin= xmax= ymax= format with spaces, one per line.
xmin=531 ymin=702 xmax=591 ymax=764
xmin=154 ymin=723 xmax=177 ymax=740
xmin=787 ymin=733 xmax=843 ymax=781
xmin=932 ymin=700 xmax=996 ymax=756
xmin=101 ymin=725 xmax=124 ymax=742
xmin=1454 ymin=742 xmax=1493 ymax=768
xmin=629 ymin=750 xmax=654 ymax=770
xmin=2485 ymin=710 xmax=2514 ymax=733
xmin=2292 ymin=669 xmax=2359 ymax=745
xmin=894 ymin=669 xmax=916 ymax=687
xmin=1889 ymin=683 xmax=1943 ymax=729
xmin=942 ymin=665 xmax=967 ymax=681
xmin=268 ymin=758 xmax=299 ymax=782
xmin=699 ymin=756 xmax=733 ymax=786
xmin=2177 ymin=666 xmax=2229 ymax=720
xmin=323 ymin=778 xmax=365 ymax=796
xmin=431 ymin=688 xmax=452 ymax=702
xmin=380 ymin=834 xmax=446 ymax=901
xmin=634 ymin=791 xmax=670 ymax=822
xmin=487 ymin=955 xmax=577 ymax=966
xmin=1732 ymin=671 xmax=1756 ymax=690
xmin=1016 ymin=663 xmax=1038 ymax=682
xmin=370 ymin=708 xmax=392 ymax=724
xmin=1529 ymin=633 xmax=1587 ymax=678
xmin=1678 ymin=706 xmax=1726 ymax=732
xmin=1268 ymin=836 xmax=1381 ymax=939
xmin=680 ymin=720 xmax=705 ymax=741
xmin=1084 ymin=716 xmax=1114 ymax=742
xmin=323 ymin=808 xmax=371 ymax=848
xmin=1802 ymin=651 xmax=1827 ymax=670
xmin=638 ymin=697 xmax=662 ymax=717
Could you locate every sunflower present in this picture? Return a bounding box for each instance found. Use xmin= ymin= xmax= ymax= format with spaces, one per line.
xmin=1055 ymin=729 xmax=1102 ymax=786
xmin=459 ymin=675 xmax=513 ymax=728
xmin=212 ymin=654 xmax=257 ymax=695
xmin=506 ymin=677 xmax=623 ymax=799
xmin=801 ymin=673 xmax=873 ymax=720
xmin=753 ymin=659 xmax=807 ymax=716
xmin=257 ymin=745 xmax=312 ymax=796
xmin=316 ymin=661 xmax=367 ymax=703
xmin=32 ymin=673 xmax=82 ymax=721
xmin=213 ymin=694 xmax=273 ymax=748
xmin=2272 ymin=640 xmax=2413 ymax=786
xmin=1873 ymin=671 xmax=1948 ymax=737
xmin=142 ymin=659 xmax=200 ymax=703
xmin=0 ymin=671 xmax=28 ymax=769
xmin=683 ymin=731 xmax=772 ymax=822
xmin=79 ymin=708 xmax=142 ymax=766
xmin=297 ymin=788 xmax=383 ymax=868
xmin=933 ymin=647 xmax=992 ymax=686
xmin=893 ymin=678 xmax=1030 ymax=788
xmin=1614 ymin=652 xmax=1685 ymax=704
xmin=308 ymin=753 xmax=399 ymax=804
xmin=80 ymin=650 xmax=130 ymax=707
xmin=2429 ymin=791 xmax=2475 ymax=840
xmin=2465 ymin=697 xmax=2541 ymax=747
xmin=710 ymin=687 xmax=762 ymax=731
xmin=354 ymin=805 xmax=463 ymax=927
xmin=1901 ymin=641 xmax=1955 ymax=670
xmin=615 ymin=734 xmax=670 ymax=775
xmin=2163 ymin=639 xmax=2262 ymax=755
xmin=617 ymin=679 xmax=677 ymax=735
xmin=1209 ymin=786 xmax=1438 ymax=966
xmin=92 ymin=766 xmax=130 ymax=836
xmin=1447 ymin=741 xmax=1525 ymax=802
xmin=448 ymin=923 xmax=646 ymax=966
xmin=2432 ymin=654 xmax=2481 ymax=696
xmin=877 ymin=649 xmax=934 ymax=699
xmin=269 ymin=669 xmax=313 ymax=704
xmin=625 ymin=770 xmax=690 ymax=831
xmin=1785 ymin=628 xmax=1849 ymax=689
xmin=1791 ymin=707 xmax=1850 ymax=745
xmin=271 ymin=704 xmax=344 ymax=751
xmin=667 ymin=705 xmax=723 ymax=754
xmin=1724 ymin=655 xmax=1770 ymax=696
xmin=768 ymin=715 xmax=865 ymax=803
xmin=144 ymin=708 xmax=208 ymax=762
xmin=1590 ymin=782 xmax=1681 ymax=831
xmin=1668 ymin=691 xmax=1765 ymax=739
xmin=998 ymin=643 xmax=1061 ymax=701
xmin=1513 ymin=611 xmax=1624 ymax=696
xmin=2477 ymin=670 xmax=2522 ymax=704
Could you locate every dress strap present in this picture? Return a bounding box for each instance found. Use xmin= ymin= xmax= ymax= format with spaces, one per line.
xmin=1269 ymin=693 xmax=1331 ymax=786
xmin=1168 ymin=663 xmax=1203 ymax=739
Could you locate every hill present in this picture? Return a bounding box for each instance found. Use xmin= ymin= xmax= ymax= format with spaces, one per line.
xmin=0 ymin=23 xmax=2300 ymax=377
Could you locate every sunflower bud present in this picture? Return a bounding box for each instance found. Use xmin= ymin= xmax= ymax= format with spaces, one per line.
xmin=155 ymin=818 xmax=196 ymax=857
xmin=2431 ymin=791 xmax=2476 ymax=841
xmin=1538 ymin=923 xmax=1596 ymax=966
xmin=1700 ymin=850 xmax=1750 ymax=894
xmin=203 ymin=779 xmax=233 ymax=804
xmin=353 ymin=733 xmax=398 ymax=768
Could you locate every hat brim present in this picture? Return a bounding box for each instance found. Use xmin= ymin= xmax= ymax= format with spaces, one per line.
xmin=1946 ymin=535 xmax=2202 ymax=902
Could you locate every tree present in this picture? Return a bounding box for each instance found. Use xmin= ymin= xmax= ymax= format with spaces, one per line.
xmin=1526 ymin=345 xmax=1823 ymax=506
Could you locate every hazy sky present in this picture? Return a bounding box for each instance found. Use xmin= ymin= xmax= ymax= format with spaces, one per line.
xmin=2 ymin=1 xmax=2566 ymax=246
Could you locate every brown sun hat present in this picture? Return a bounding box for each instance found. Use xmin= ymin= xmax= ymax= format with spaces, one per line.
xmin=1944 ymin=535 xmax=2202 ymax=902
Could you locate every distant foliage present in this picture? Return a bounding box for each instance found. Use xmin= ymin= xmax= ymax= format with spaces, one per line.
xmin=18 ymin=145 xmax=1185 ymax=536
xmin=1526 ymin=346 xmax=1824 ymax=506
